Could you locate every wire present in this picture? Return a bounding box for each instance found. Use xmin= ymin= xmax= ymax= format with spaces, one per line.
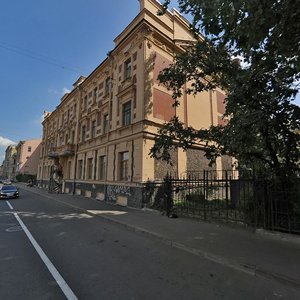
xmin=0 ymin=41 xmax=80 ymax=72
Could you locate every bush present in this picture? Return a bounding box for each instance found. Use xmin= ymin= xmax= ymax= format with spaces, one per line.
xmin=16 ymin=173 xmax=36 ymax=183
xmin=186 ymin=193 xmax=205 ymax=203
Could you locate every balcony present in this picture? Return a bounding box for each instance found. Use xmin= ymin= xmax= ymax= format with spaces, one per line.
xmin=59 ymin=143 xmax=75 ymax=157
xmin=48 ymin=144 xmax=75 ymax=158
xmin=48 ymin=147 xmax=59 ymax=159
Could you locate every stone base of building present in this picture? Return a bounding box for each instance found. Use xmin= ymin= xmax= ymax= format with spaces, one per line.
xmin=36 ymin=180 xmax=145 ymax=208
xmin=37 ymin=180 xmax=50 ymax=190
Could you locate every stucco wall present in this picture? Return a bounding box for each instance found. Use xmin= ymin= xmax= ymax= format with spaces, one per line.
xmin=19 ymin=140 xmax=41 ymax=175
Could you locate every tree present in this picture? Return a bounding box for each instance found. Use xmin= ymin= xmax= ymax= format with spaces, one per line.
xmin=150 ymin=0 xmax=300 ymax=179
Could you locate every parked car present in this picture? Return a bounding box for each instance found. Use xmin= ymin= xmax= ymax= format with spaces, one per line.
xmin=3 ymin=179 xmax=12 ymax=185
xmin=0 ymin=185 xmax=19 ymax=199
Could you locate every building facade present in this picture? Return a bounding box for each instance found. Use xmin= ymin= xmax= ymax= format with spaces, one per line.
xmin=2 ymin=145 xmax=17 ymax=180
xmin=15 ymin=139 xmax=42 ymax=177
xmin=37 ymin=0 xmax=232 ymax=207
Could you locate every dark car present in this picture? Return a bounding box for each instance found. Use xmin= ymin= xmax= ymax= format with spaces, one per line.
xmin=0 ymin=185 xmax=19 ymax=199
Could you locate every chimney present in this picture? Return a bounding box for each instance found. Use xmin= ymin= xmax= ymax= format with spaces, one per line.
xmin=139 ymin=0 xmax=145 ymax=11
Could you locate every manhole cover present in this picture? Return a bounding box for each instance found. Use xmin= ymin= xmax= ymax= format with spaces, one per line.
xmin=6 ymin=226 xmax=23 ymax=232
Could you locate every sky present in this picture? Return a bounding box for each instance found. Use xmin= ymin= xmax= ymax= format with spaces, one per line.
xmin=0 ymin=0 xmax=148 ymax=161
xmin=0 ymin=0 xmax=299 ymax=162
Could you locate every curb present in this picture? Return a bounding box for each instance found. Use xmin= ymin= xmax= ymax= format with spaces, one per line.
xmin=19 ymin=185 xmax=300 ymax=290
xmin=256 ymin=228 xmax=300 ymax=246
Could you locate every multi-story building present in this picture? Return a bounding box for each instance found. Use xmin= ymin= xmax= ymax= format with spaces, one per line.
xmin=15 ymin=139 xmax=41 ymax=177
xmin=37 ymin=0 xmax=232 ymax=207
xmin=2 ymin=145 xmax=17 ymax=180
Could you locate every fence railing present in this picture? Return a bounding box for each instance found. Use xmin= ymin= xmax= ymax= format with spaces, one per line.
xmin=143 ymin=171 xmax=300 ymax=234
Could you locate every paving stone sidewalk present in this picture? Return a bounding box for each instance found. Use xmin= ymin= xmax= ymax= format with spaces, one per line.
xmin=18 ymin=183 xmax=300 ymax=290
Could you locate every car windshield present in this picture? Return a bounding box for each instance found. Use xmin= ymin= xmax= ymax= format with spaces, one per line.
xmin=1 ymin=185 xmax=17 ymax=191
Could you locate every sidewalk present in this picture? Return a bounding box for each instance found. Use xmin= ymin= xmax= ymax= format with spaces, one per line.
xmin=18 ymin=183 xmax=300 ymax=289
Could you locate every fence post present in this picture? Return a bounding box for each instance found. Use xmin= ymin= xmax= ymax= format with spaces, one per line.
xmin=253 ymin=175 xmax=257 ymax=232
xmin=203 ymin=170 xmax=207 ymax=221
xmin=203 ymin=170 xmax=206 ymax=200
xmin=225 ymin=170 xmax=229 ymax=222
xmin=270 ymin=181 xmax=274 ymax=231
xmin=164 ymin=175 xmax=173 ymax=217
xmin=263 ymin=179 xmax=267 ymax=229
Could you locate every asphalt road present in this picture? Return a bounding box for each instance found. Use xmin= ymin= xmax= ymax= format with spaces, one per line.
xmin=1 ymin=188 xmax=299 ymax=300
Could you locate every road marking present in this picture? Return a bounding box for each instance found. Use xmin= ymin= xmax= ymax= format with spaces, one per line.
xmin=13 ymin=212 xmax=78 ymax=300
xmin=6 ymin=201 xmax=13 ymax=210
xmin=6 ymin=225 xmax=23 ymax=232
xmin=21 ymin=185 xmax=300 ymax=289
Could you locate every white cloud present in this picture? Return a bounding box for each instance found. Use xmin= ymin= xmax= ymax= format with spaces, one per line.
xmin=48 ymin=88 xmax=59 ymax=95
xmin=294 ymin=93 xmax=300 ymax=106
xmin=48 ymin=87 xmax=71 ymax=96
xmin=33 ymin=114 xmax=45 ymax=125
xmin=231 ymin=55 xmax=251 ymax=69
xmin=62 ymin=87 xmax=71 ymax=95
xmin=0 ymin=136 xmax=16 ymax=148
xmin=0 ymin=137 xmax=16 ymax=162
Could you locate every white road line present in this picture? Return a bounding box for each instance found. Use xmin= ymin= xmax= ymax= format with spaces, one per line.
xmin=6 ymin=201 xmax=13 ymax=210
xmin=13 ymin=212 xmax=78 ymax=300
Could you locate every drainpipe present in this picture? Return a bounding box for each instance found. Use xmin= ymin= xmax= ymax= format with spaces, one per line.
xmin=41 ymin=160 xmax=44 ymax=187
xmin=131 ymin=140 xmax=134 ymax=182
xmin=72 ymin=143 xmax=78 ymax=195
xmin=93 ymin=149 xmax=98 ymax=198
xmin=73 ymin=86 xmax=81 ymax=195
xmin=209 ymin=90 xmax=214 ymax=126
xmin=104 ymin=52 xmax=114 ymax=201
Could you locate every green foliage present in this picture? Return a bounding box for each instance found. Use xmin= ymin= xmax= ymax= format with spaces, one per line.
xmin=16 ymin=173 xmax=36 ymax=183
xmin=151 ymin=0 xmax=300 ymax=179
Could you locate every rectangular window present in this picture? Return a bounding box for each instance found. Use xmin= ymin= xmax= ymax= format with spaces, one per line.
xmin=98 ymin=156 xmax=106 ymax=180
xmin=84 ymin=96 xmax=88 ymax=111
xmin=123 ymin=101 xmax=131 ymax=126
xmin=120 ymin=151 xmax=129 ymax=181
xmin=86 ymin=118 xmax=90 ymax=131
xmin=87 ymin=158 xmax=93 ymax=180
xmin=77 ymin=160 xmax=83 ymax=179
xmin=105 ymin=77 xmax=111 ymax=96
xmin=91 ymin=120 xmax=96 ymax=138
xmin=67 ymin=161 xmax=71 ymax=179
xmin=124 ymin=59 xmax=132 ymax=80
xmin=103 ymin=114 xmax=109 ymax=133
xmin=28 ymin=146 xmax=32 ymax=152
xmin=81 ymin=125 xmax=86 ymax=142
xmin=93 ymin=87 xmax=98 ymax=103
xmin=71 ymin=131 xmax=75 ymax=144
xmin=74 ymin=104 xmax=77 ymax=118
xmin=97 ymin=112 xmax=101 ymax=126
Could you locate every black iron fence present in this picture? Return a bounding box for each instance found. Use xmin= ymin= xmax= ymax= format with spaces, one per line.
xmin=143 ymin=171 xmax=300 ymax=234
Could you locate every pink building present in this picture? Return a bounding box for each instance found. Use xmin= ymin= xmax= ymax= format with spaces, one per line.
xmin=15 ymin=139 xmax=41 ymax=176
